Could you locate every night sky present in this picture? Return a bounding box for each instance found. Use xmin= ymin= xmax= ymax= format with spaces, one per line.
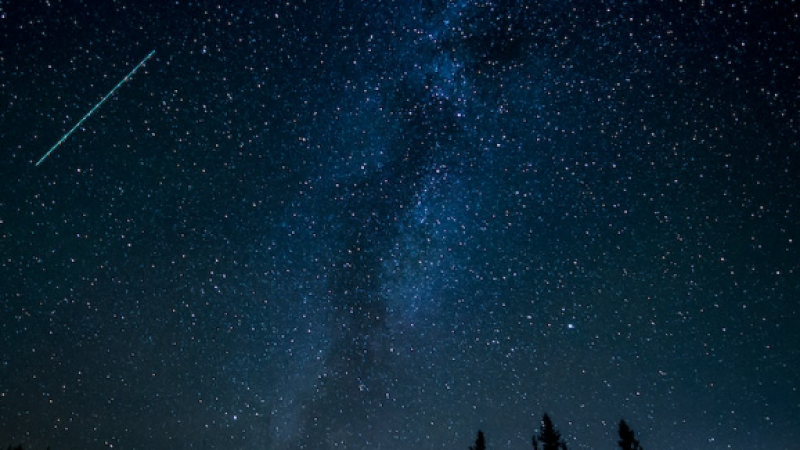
xmin=1 ymin=1 xmax=799 ymax=449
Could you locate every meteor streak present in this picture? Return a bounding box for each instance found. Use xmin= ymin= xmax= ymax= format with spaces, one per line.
xmin=35 ymin=50 xmax=155 ymax=167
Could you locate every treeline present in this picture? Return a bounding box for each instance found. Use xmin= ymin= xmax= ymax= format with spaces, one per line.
xmin=6 ymin=415 xmax=644 ymax=450
xmin=469 ymin=414 xmax=644 ymax=450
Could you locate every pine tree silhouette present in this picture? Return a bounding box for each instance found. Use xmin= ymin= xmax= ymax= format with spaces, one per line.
xmin=618 ymin=420 xmax=644 ymax=450
xmin=533 ymin=413 xmax=567 ymax=450
xmin=469 ymin=430 xmax=486 ymax=450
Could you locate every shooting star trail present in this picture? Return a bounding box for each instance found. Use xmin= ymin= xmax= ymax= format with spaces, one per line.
xmin=35 ymin=50 xmax=156 ymax=167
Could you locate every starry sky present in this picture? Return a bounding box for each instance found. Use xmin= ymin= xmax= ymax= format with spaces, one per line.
xmin=1 ymin=1 xmax=798 ymax=449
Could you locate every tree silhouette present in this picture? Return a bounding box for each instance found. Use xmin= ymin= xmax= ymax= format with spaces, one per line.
xmin=618 ymin=420 xmax=644 ymax=450
xmin=469 ymin=430 xmax=486 ymax=450
xmin=533 ymin=413 xmax=567 ymax=450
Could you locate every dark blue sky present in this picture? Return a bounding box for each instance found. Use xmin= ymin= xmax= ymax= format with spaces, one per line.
xmin=2 ymin=1 xmax=798 ymax=449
